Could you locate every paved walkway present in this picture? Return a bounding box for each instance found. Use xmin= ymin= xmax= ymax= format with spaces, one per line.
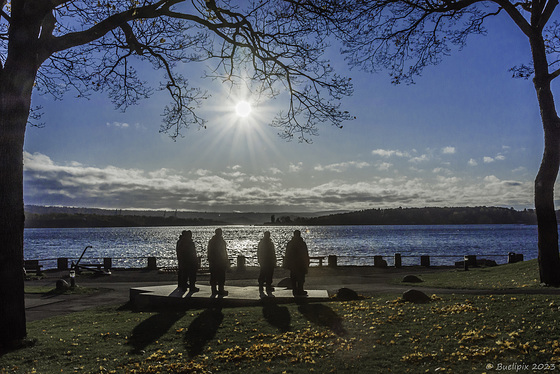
xmin=23 ymin=265 xmax=560 ymax=321
xmin=130 ymin=284 xmax=330 ymax=309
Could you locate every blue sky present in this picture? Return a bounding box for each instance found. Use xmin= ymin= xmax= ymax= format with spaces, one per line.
xmin=22 ymin=12 xmax=552 ymax=213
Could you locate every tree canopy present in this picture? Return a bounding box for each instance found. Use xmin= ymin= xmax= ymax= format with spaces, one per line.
xmin=2 ymin=0 xmax=354 ymax=140
xmin=0 ymin=0 xmax=356 ymax=350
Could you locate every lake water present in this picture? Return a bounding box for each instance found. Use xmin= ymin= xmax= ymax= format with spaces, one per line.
xmin=24 ymin=224 xmax=538 ymax=269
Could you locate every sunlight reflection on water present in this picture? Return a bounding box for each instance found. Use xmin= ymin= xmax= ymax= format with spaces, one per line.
xmin=24 ymin=224 xmax=538 ymax=269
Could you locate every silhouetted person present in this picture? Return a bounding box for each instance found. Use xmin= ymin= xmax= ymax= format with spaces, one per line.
xmin=176 ymin=230 xmax=199 ymax=292
xmin=257 ymin=231 xmax=276 ymax=295
xmin=283 ymin=230 xmax=310 ymax=296
xmin=207 ymin=228 xmax=229 ymax=296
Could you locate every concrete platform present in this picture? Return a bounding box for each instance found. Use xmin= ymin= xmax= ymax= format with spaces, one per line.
xmin=130 ymin=284 xmax=330 ymax=309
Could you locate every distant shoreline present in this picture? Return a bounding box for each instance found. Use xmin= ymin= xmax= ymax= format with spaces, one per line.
xmin=24 ymin=206 xmax=543 ymax=228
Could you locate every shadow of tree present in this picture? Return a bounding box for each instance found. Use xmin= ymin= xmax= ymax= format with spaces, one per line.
xmin=298 ymin=303 xmax=347 ymax=336
xmin=129 ymin=311 xmax=185 ymax=354
xmin=184 ymin=308 xmax=224 ymax=357
xmin=262 ymin=301 xmax=291 ymax=333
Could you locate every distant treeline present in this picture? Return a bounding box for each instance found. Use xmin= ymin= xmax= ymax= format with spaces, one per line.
xmin=24 ymin=213 xmax=224 ymax=228
xmin=25 ymin=206 xmax=547 ymax=228
xmin=289 ymin=207 xmax=541 ymax=226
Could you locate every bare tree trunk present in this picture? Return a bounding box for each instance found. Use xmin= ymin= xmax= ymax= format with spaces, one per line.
xmin=0 ymin=91 xmax=28 ymax=351
xmin=0 ymin=3 xmax=43 ymax=350
xmin=532 ymin=33 xmax=560 ymax=287
xmin=535 ymin=104 xmax=560 ymax=287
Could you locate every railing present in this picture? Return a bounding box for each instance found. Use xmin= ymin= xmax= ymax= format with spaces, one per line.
xmin=24 ymin=252 xmax=523 ymax=272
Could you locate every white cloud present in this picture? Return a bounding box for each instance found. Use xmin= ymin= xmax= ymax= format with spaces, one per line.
xmin=194 ymin=169 xmax=211 ymax=176
xmin=483 ymin=156 xmax=495 ymax=163
xmin=371 ymin=149 xmax=410 ymax=158
xmin=483 ymin=175 xmax=500 ymax=183
xmin=106 ymin=122 xmax=130 ymax=128
xmin=409 ymin=154 xmax=429 ymax=163
xmin=495 ymin=154 xmax=506 ymax=161
xmin=23 ymin=151 xmax=538 ymax=212
xmin=315 ymin=161 xmax=370 ymax=173
xmin=288 ymin=162 xmax=303 ymax=172
xmin=432 ymin=167 xmax=451 ymax=174
xmin=376 ymin=162 xmax=393 ymax=171
xmin=222 ymin=171 xmax=245 ymax=180
xmin=442 ymin=146 xmax=456 ymax=154
xmin=468 ymin=159 xmax=478 ymax=166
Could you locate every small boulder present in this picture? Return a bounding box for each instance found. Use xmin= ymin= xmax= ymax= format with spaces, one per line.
xmin=402 ymin=275 xmax=423 ymax=283
xmin=402 ymin=289 xmax=431 ymax=304
xmin=56 ymin=279 xmax=69 ymax=291
xmin=478 ymin=259 xmax=498 ymax=267
xmin=335 ymin=287 xmax=364 ymax=301
xmin=277 ymin=278 xmax=292 ymax=289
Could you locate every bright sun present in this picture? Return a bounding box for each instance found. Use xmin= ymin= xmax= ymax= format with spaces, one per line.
xmin=235 ymin=101 xmax=252 ymax=117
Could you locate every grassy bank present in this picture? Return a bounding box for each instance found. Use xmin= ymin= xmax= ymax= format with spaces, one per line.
xmin=2 ymin=292 xmax=560 ymax=373
xmin=402 ymin=259 xmax=542 ymax=289
xmin=3 ymin=259 xmax=559 ymax=373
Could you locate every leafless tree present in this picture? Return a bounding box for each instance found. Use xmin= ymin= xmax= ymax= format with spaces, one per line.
xmin=0 ymin=0 xmax=353 ymax=350
xmin=289 ymin=0 xmax=560 ymax=286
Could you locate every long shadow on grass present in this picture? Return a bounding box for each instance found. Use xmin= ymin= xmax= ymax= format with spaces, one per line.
xmin=129 ymin=311 xmax=185 ymax=354
xmin=298 ymin=303 xmax=346 ymax=336
xmin=184 ymin=308 xmax=224 ymax=357
xmin=262 ymin=300 xmax=291 ymax=332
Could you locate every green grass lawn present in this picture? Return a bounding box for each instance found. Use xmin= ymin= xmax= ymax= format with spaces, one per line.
xmin=3 ymin=260 xmax=560 ymax=373
xmin=403 ymin=259 xmax=542 ymax=289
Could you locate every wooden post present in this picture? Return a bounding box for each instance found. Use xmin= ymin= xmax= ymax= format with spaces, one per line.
xmin=57 ymin=257 xmax=68 ymax=270
xmin=237 ymin=255 xmax=246 ymax=271
xmin=394 ymin=253 xmax=402 ymax=268
xmin=421 ymin=255 xmax=430 ymax=267
xmin=147 ymin=257 xmax=157 ymax=270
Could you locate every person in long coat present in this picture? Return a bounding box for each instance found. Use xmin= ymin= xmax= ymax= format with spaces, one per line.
xmin=283 ymin=230 xmax=310 ymax=296
xmin=207 ymin=228 xmax=229 ymax=296
xmin=176 ymin=230 xmax=199 ymax=292
xmin=257 ymin=231 xmax=276 ymax=294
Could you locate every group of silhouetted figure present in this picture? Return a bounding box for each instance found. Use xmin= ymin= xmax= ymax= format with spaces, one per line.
xmin=176 ymin=228 xmax=310 ymax=297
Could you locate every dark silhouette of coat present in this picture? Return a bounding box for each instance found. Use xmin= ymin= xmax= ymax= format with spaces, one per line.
xmin=283 ymin=232 xmax=310 ymax=276
xmin=257 ymin=233 xmax=276 ymax=269
xmin=207 ymin=228 xmax=229 ymax=294
xmin=176 ymin=230 xmax=198 ymax=289
xmin=257 ymin=231 xmax=276 ymax=290
xmin=207 ymin=231 xmax=228 ymax=271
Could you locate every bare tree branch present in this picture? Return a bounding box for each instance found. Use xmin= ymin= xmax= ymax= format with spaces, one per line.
xmin=30 ymin=1 xmax=353 ymax=142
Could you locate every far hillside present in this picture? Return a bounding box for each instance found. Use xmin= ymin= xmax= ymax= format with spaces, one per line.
xmin=292 ymin=206 xmax=540 ymax=226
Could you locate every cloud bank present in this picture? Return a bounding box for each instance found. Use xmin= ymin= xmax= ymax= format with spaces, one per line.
xmin=23 ymin=151 xmax=534 ymax=212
